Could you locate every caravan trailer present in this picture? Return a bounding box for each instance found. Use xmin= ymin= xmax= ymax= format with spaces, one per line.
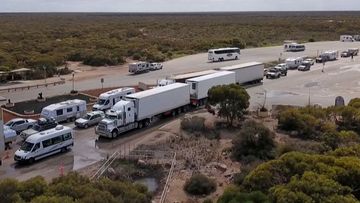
xmin=340 ymin=35 xmax=355 ymax=42
xmin=41 ymin=99 xmax=87 ymax=123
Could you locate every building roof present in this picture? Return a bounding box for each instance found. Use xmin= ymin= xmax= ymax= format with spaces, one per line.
xmin=170 ymin=70 xmax=218 ymax=80
xmin=219 ymin=62 xmax=263 ymax=71
xmin=10 ymin=68 xmax=31 ymax=73
xmin=185 ymin=71 xmax=235 ymax=82
xmin=126 ymin=83 xmax=189 ymax=99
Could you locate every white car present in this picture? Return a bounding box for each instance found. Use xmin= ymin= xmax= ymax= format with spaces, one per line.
xmin=75 ymin=111 xmax=105 ymax=129
xmin=5 ymin=118 xmax=37 ymax=134
xmin=304 ymin=58 xmax=315 ymax=65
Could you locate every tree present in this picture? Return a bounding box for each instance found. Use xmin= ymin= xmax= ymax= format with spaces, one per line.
xmin=19 ymin=176 xmax=47 ymax=202
xmin=184 ymin=173 xmax=216 ymax=196
xmin=208 ymin=84 xmax=250 ymax=126
xmin=232 ymin=120 xmax=276 ymax=162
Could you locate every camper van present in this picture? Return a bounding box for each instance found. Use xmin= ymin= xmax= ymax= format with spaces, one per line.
xmin=340 ymin=35 xmax=355 ymax=42
xmin=285 ymin=57 xmax=303 ymax=69
xmin=129 ymin=62 xmax=150 ymax=74
xmin=14 ymin=125 xmax=74 ymax=163
xmin=93 ymin=88 xmax=135 ymax=111
xmin=41 ymin=99 xmax=87 ymax=123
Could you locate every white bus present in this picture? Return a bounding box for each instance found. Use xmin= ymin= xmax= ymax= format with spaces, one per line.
xmin=14 ymin=125 xmax=74 ymax=164
xmin=208 ymin=47 xmax=240 ymax=62
xmin=284 ymin=43 xmax=306 ymax=52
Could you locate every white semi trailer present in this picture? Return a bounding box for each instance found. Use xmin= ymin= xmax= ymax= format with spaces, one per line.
xmin=218 ymin=62 xmax=264 ymax=84
xmin=186 ymin=71 xmax=236 ymax=106
xmin=96 ymin=83 xmax=190 ymax=138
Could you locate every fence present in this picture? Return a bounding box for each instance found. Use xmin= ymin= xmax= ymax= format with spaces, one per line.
xmin=0 ymin=80 xmax=65 ymax=93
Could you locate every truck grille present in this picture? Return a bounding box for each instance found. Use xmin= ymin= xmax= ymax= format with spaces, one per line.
xmin=97 ymin=122 xmax=107 ymax=131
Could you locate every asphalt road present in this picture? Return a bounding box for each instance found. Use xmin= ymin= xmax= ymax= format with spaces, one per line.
xmin=2 ymin=41 xmax=360 ymax=105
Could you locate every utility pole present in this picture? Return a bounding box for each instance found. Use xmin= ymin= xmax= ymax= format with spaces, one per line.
xmin=0 ymin=107 xmax=5 ymax=159
xmin=72 ymin=72 xmax=75 ymax=92
xmin=43 ymin=66 xmax=47 ymax=85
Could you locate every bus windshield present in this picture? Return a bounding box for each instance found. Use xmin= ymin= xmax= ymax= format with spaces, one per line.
xmin=20 ymin=142 xmax=34 ymax=152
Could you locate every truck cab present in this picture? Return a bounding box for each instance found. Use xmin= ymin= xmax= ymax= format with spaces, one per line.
xmin=96 ymin=100 xmax=136 ymax=138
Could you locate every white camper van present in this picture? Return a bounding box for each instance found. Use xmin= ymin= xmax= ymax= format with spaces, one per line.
xmin=285 ymin=57 xmax=303 ymax=69
xmin=14 ymin=125 xmax=74 ymax=163
xmin=41 ymin=99 xmax=87 ymax=123
xmin=340 ymin=35 xmax=355 ymax=42
xmin=93 ymin=88 xmax=136 ymax=111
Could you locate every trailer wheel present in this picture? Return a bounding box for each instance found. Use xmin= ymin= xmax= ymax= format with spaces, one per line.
xmin=138 ymin=122 xmax=143 ymax=129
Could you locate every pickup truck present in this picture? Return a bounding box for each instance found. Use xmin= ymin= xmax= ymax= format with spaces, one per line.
xmin=266 ymin=68 xmax=281 ymax=79
xmin=20 ymin=118 xmax=58 ymax=140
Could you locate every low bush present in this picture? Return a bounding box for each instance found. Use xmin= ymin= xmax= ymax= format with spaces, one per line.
xmin=181 ymin=116 xmax=206 ymax=133
xmin=184 ymin=173 xmax=216 ymax=196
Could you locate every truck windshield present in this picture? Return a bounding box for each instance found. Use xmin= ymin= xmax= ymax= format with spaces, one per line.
xmin=20 ymin=142 xmax=34 ymax=152
xmin=97 ymin=99 xmax=106 ymax=105
xmin=105 ymin=114 xmax=117 ymax=120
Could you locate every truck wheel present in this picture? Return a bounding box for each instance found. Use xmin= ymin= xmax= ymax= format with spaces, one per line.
xmin=111 ymin=131 xmax=118 ymax=138
xmin=138 ymin=122 xmax=143 ymax=129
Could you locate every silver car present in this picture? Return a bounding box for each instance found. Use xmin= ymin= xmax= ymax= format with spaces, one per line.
xmin=5 ymin=118 xmax=37 ymax=134
xmin=75 ymin=111 xmax=105 ymax=129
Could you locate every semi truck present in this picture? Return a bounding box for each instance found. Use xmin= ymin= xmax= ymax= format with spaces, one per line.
xmin=92 ymin=87 xmax=135 ymax=111
xmin=96 ymin=83 xmax=190 ymax=138
xmin=186 ymin=71 xmax=236 ymax=106
xmin=218 ymin=62 xmax=264 ymax=84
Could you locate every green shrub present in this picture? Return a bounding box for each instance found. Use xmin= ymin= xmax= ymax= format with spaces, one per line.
xmin=232 ymin=120 xmax=276 ymax=161
xmin=184 ymin=174 xmax=216 ymax=196
xmin=181 ymin=116 xmax=206 ymax=133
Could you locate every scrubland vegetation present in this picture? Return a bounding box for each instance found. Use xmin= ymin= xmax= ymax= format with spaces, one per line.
xmin=219 ymin=98 xmax=360 ymax=203
xmin=1 ymin=12 xmax=360 ymax=78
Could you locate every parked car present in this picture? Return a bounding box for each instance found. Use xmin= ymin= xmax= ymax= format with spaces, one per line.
xmin=75 ymin=111 xmax=105 ymax=129
xmin=4 ymin=126 xmax=17 ymax=145
xmin=274 ymin=64 xmax=288 ymax=76
xmin=341 ymin=51 xmax=350 ymax=58
xmin=20 ymin=118 xmax=58 ymax=140
xmin=303 ymin=58 xmax=315 ymax=65
xmin=298 ymin=62 xmax=311 ymax=71
xmin=266 ymin=68 xmax=281 ymax=79
xmin=5 ymin=118 xmax=37 ymax=134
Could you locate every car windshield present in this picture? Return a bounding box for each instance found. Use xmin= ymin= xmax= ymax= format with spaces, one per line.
xmin=84 ymin=114 xmax=92 ymax=120
xmin=105 ymin=114 xmax=117 ymax=120
xmin=5 ymin=121 xmax=15 ymax=126
xmin=97 ymin=99 xmax=106 ymax=105
xmin=269 ymin=69 xmax=277 ymax=72
xmin=20 ymin=142 xmax=34 ymax=152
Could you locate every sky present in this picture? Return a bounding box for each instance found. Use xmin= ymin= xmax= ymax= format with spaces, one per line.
xmin=1 ymin=0 xmax=360 ymax=12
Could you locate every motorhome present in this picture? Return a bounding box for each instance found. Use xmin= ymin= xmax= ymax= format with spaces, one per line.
xmin=41 ymin=99 xmax=87 ymax=123
xmin=285 ymin=57 xmax=303 ymax=69
xmin=340 ymin=35 xmax=355 ymax=42
xmin=93 ymin=87 xmax=136 ymax=111
xmin=14 ymin=125 xmax=73 ymax=163
xmin=208 ymin=47 xmax=240 ymax=62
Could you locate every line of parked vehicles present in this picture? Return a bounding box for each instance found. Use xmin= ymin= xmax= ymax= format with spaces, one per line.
xmin=5 ymin=62 xmax=265 ymax=164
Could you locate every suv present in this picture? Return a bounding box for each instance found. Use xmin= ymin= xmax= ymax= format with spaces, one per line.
xmin=20 ymin=118 xmax=58 ymax=140
xmin=5 ymin=118 xmax=37 ymax=134
xmin=266 ymin=68 xmax=281 ymax=79
xmin=274 ymin=64 xmax=288 ymax=76
xmin=75 ymin=111 xmax=105 ymax=129
xmin=298 ymin=61 xmax=311 ymax=71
